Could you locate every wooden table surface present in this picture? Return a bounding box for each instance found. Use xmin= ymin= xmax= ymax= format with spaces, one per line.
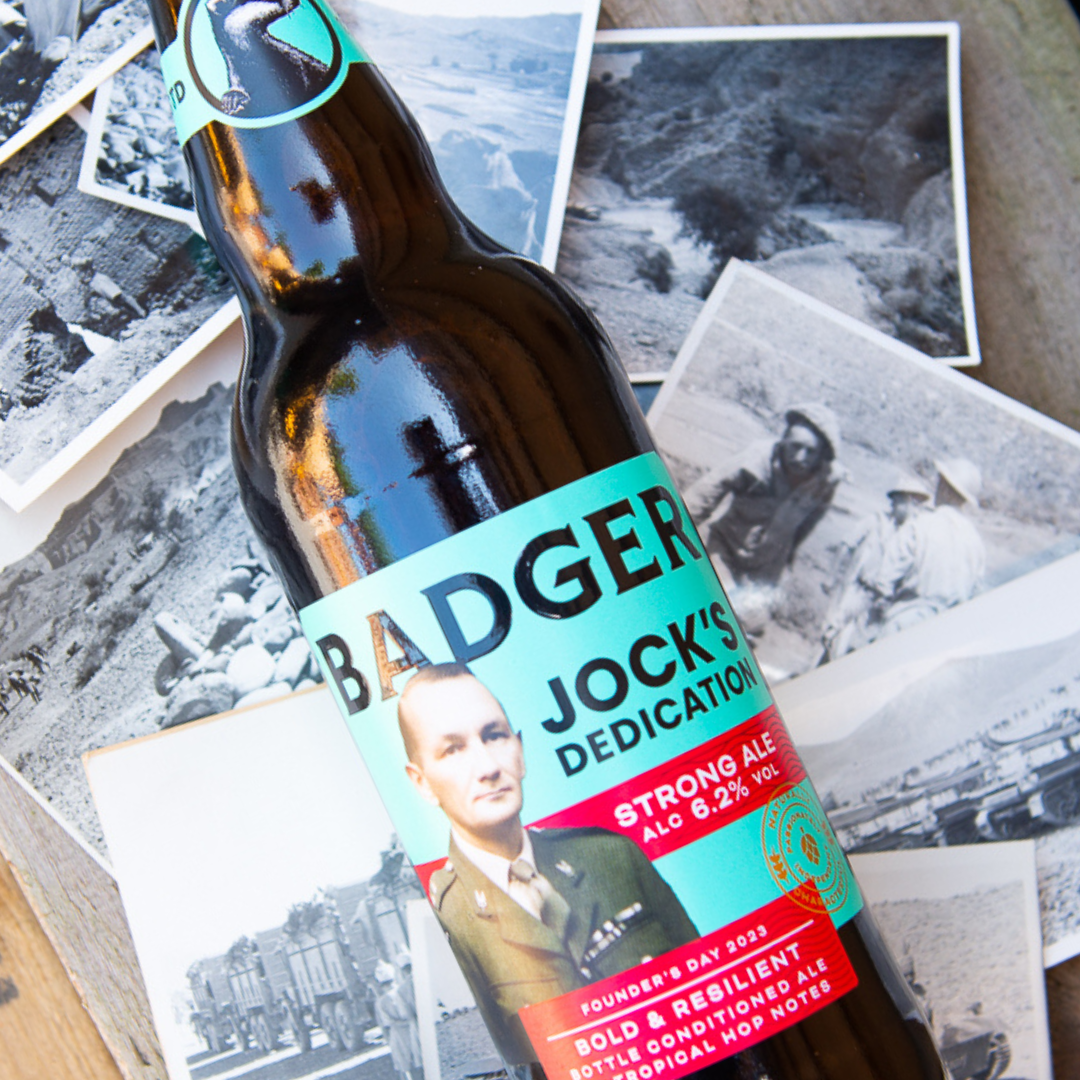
xmin=0 ymin=848 xmax=123 ymax=1080
xmin=3 ymin=0 xmax=1080 ymax=1077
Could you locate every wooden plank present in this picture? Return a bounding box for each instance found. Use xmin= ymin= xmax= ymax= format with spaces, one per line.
xmin=0 ymin=762 xmax=166 ymax=1080
xmin=1048 ymin=954 xmax=1080 ymax=1074
xmin=0 ymin=843 xmax=124 ymax=1080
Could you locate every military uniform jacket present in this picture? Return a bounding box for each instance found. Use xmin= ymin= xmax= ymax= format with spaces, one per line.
xmin=429 ymin=827 xmax=699 ymax=1065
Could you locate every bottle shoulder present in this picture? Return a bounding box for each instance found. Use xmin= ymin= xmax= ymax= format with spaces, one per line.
xmin=235 ymin=249 xmax=624 ymax=441
xmin=231 ymin=250 xmax=652 ymax=601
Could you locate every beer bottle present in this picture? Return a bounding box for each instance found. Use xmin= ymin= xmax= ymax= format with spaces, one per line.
xmin=146 ymin=2 xmax=947 ymax=1077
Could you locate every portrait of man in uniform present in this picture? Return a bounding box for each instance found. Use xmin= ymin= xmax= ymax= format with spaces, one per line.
xmin=398 ymin=662 xmax=700 ymax=1065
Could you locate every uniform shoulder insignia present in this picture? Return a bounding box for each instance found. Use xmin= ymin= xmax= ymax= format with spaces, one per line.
xmin=428 ymin=862 xmax=458 ymax=910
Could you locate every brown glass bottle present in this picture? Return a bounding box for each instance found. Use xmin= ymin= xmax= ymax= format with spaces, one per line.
xmin=145 ymin=3 xmax=947 ymax=1078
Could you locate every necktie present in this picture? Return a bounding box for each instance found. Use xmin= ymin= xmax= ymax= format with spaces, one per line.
xmin=509 ymin=858 xmax=571 ymax=940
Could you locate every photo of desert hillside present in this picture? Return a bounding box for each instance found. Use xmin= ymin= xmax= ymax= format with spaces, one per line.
xmin=558 ymin=30 xmax=975 ymax=373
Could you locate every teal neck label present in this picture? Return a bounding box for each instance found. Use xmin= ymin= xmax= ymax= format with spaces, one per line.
xmin=159 ymin=0 xmax=368 ymax=146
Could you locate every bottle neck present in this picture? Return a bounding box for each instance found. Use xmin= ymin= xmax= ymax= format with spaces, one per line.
xmin=146 ymin=0 xmax=479 ymax=317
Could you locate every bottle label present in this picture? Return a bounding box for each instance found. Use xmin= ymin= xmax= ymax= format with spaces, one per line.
xmin=159 ymin=0 xmax=368 ymax=146
xmin=300 ymin=452 xmax=862 ymax=1071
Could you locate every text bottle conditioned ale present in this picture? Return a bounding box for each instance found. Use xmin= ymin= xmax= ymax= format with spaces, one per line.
xmin=146 ymin=3 xmax=948 ymax=1077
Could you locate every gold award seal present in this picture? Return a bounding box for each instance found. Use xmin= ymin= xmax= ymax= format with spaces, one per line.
xmin=762 ymin=782 xmax=849 ymax=914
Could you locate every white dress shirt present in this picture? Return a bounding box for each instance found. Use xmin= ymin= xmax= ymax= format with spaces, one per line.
xmin=452 ymin=829 xmax=544 ymax=919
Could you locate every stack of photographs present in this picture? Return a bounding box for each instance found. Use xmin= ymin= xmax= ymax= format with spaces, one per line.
xmin=0 ymin=11 xmax=1071 ymax=1080
xmin=0 ymin=0 xmax=598 ymax=512
xmin=86 ymin=690 xmax=1057 ymax=1080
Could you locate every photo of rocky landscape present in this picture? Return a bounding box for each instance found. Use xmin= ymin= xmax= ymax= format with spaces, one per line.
xmin=651 ymin=265 xmax=1080 ymax=681
xmin=0 ymin=380 xmax=323 ymax=851
xmin=558 ymin=29 xmax=975 ymax=374
xmin=0 ymin=111 xmax=232 ymax=489
xmin=328 ymin=0 xmax=589 ymax=265
xmin=83 ymin=43 xmax=197 ymax=227
xmin=0 ymin=0 xmax=147 ymax=161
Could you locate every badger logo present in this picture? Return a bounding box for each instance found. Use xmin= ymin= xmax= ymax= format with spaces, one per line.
xmin=184 ymin=0 xmax=342 ymax=120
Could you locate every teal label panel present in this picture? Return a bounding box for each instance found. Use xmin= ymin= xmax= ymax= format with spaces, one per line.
xmin=299 ymin=453 xmax=862 ymax=940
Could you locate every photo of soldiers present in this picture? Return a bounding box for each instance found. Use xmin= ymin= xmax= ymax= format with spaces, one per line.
xmin=819 ymin=473 xmax=932 ymax=662
xmin=651 ymin=262 xmax=1080 ymax=681
xmin=683 ymin=403 xmax=843 ymax=637
xmin=374 ymin=958 xmax=423 ymax=1080
xmin=866 ymin=458 xmax=986 ymax=639
xmin=399 ymin=662 xmax=699 ymax=1065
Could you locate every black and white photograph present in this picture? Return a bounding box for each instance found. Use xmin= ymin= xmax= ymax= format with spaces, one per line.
xmin=0 ymin=344 xmax=326 ymax=851
xmin=0 ymin=0 xmax=152 ymax=166
xmin=650 ymin=261 xmax=1080 ymax=683
xmin=79 ymin=0 xmax=599 ymax=262
xmin=774 ymin=549 xmax=1080 ymax=965
xmin=850 ymin=843 xmax=1051 ymax=1080
xmin=0 ymin=0 xmax=608 ymax=851
xmin=78 ymin=43 xmax=200 ymax=231
xmin=326 ymin=0 xmax=599 ymax=268
xmin=0 ymin=105 xmax=237 ymax=510
xmin=556 ymin=23 xmax=978 ymax=376
xmin=406 ymin=901 xmax=501 ymax=1080
xmin=84 ymin=690 xmax=505 ymax=1080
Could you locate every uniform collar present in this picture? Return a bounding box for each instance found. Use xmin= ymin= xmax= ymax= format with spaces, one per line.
xmin=451 ymin=828 xmax=535 ymax=900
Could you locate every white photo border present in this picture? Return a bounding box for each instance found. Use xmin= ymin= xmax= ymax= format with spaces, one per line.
xmin=539 ymin=0 xmax=601 ymax=269
xmin=78 ymin=60 xmax=203 ymax=235
xmin=850 ymin=842 xmax=1052 ymax=1077
xmin=648 ymin=259 xmax=1073 ymax=456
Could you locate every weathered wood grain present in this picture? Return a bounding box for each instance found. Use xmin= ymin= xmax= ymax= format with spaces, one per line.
xmin=1047 ymin=953 xmax=1080 ymax=1073
xmin=0 ymin=763 xmax=165 ymax=1080
xmin=0 ymin=832 xmax=125 ymax=1080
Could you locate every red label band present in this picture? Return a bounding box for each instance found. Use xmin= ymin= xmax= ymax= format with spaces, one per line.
xmin=531 ymin=707 xmax=803 ymax=859
xmin=519 ymin=892 xmax=858 ymax=1080
xmin=415 ymin=707 xmax=803 ymax=891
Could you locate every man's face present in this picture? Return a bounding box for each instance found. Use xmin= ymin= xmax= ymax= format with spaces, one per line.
xmin=889 ymin=492 xmax=921 ymax=526
xmin=402 ymin=676 xmax=525 ymax=846
xmin=778 ymin=423 xmax=826 ymax=482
